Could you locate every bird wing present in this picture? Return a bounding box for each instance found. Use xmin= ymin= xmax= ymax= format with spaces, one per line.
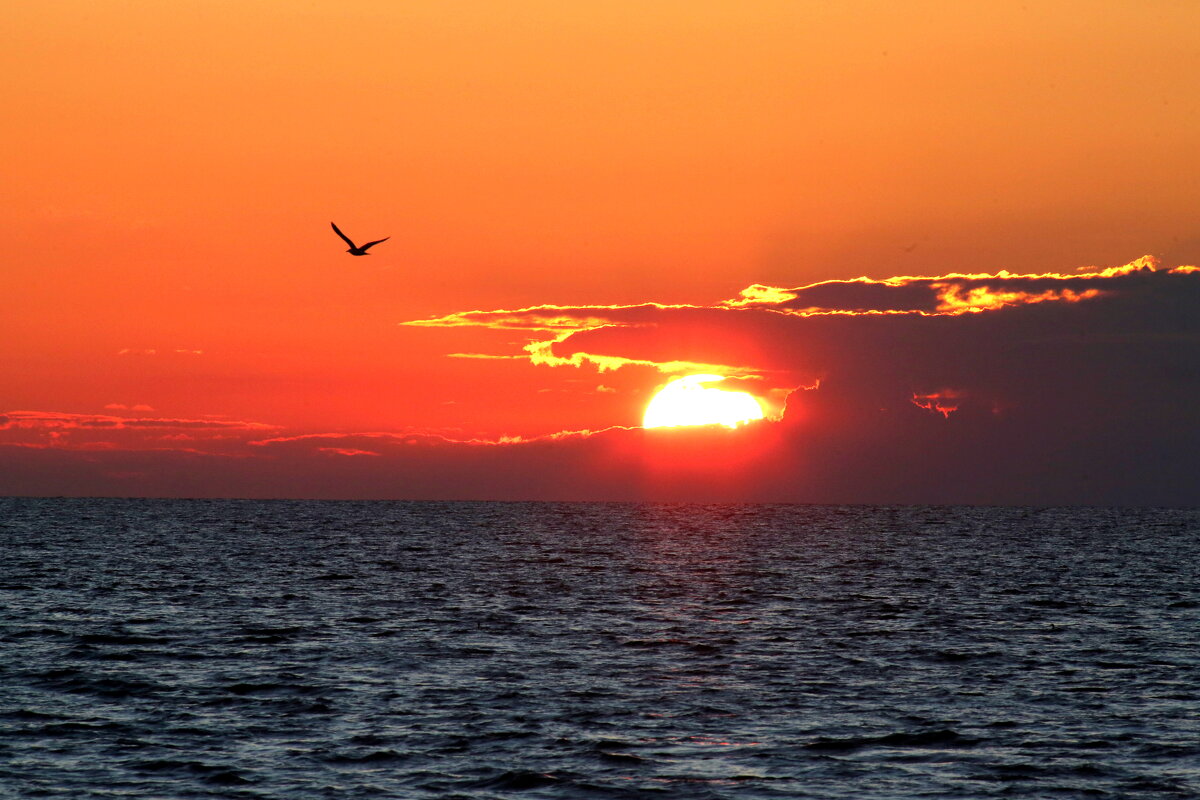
xmin=360 ymin=237 xmax=390 ymax=251
xmin=330 ymin=222 xmax=357 ymax=248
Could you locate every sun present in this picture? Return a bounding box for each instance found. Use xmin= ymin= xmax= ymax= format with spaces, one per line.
xmin=643 ymin=374 xmax=765 ymax=429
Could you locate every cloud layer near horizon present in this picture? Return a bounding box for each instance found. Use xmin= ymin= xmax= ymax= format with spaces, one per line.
xmin=406 ymin=257 xmax=1200 ymax=417
xmin=5 ymin=258 xmax=1198 ymax=505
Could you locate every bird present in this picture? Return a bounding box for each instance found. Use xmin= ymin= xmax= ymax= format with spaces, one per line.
xmin=330 ymin=222 xmax=389 ymax=256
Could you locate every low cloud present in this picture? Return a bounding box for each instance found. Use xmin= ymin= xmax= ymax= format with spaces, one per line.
xmin=0 ymin=411 xmax=276 ymax=432
xmin=404 ymin=257 xmax=1194 ymax=385
xmin=724 ymin=258 xmax=1166 ymax=314
xmin=392 ymin=256 xmax=1200 ymax=504
xmin=0 ymin=411 xmax=281 ymax=456
xmin=316 ymin=447 xmax=382 ymax=457
xmin=911 ymin=390 xmax=964 ymax=419
xmin=3 ymin=258 xmax=1197 ymax=505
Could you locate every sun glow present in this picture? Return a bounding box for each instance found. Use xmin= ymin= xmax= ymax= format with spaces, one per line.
xmin=643 ymin=374 xmax=766 ymax=429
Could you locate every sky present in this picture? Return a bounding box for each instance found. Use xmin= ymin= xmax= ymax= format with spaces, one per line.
xmin=4 ymin=0 xmax=1199 ymax=504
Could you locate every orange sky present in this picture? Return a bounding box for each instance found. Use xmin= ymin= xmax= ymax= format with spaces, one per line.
xmin=4 ymin=1 xmax=1200 ymax=501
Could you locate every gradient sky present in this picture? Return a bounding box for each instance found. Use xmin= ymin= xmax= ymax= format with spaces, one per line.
xmin=4 ymin=1 xmax=1199 ymax=503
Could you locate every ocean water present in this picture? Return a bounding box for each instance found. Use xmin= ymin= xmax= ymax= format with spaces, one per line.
xmin=1 ymin=499 xmax=1197 ymax=799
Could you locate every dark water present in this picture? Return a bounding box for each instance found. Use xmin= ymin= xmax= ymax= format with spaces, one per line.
xmin=1 ymin=499 xmax=1198 ymax=799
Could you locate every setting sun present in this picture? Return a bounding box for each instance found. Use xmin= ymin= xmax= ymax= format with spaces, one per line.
xmin=643 ymin=374 xmax=765 ymax=429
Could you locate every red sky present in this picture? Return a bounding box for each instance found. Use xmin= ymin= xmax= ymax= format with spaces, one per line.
xmin=4 ymin=2 xmax=1200 ymax=503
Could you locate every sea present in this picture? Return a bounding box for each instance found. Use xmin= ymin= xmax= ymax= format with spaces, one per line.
xmin=1 ymin=498 xmax=1197 ymax=799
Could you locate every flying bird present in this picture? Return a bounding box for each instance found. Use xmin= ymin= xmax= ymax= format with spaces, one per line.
xmin=331 ymin=222 xmax=389 ymax=256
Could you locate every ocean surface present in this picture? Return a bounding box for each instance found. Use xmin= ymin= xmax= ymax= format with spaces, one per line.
xmin=1 ymin=499 xmax=1197 ymax=799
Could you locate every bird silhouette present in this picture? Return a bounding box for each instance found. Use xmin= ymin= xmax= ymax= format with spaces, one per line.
xmin=331 ymin=222 xmax=389 ymax=256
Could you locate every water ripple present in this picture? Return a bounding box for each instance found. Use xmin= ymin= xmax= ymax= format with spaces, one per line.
xmin=0 ymin=498 xmax=1197 ymax=799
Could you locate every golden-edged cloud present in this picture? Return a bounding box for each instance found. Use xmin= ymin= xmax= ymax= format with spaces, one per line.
xmin=404 ymin=256 xmax=1198 ymax=397
xmin=4 ymin=257 xmax=1198 ymax=505
xmin=388 ymin=255 xmax=1200 ymax=504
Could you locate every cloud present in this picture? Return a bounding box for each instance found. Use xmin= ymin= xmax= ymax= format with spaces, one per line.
xmin=405 ymin=302 xmax=697 ymax=332
xmin=0 ymin=423 xmax=762 ymax=502
xmin=3 ymin=257 xmax=1197 ymax=505
xmin=405 ymin=256 xmax=1197 ymax=382
xmin=405 ymin=257 xmax=1192 ymax=383
xmin=0 ymin=411 xmax=281 ymax=456
xmin=0 ymin=411 xmax=276 ymax=432
xmin=390 ymin=256 xmax=1200 ymax=504
xmin=911 ymin=390 xmax=964 ymax=419
xmin=724 ymin=258 xmax=1164 ymax=314
xmin=4 ymin=408 xmax=1192 ymax=505
xmin=248 ymin=425 xmax=638 ymax=452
